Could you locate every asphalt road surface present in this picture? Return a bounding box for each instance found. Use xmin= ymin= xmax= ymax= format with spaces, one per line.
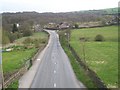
xmin=30 ymin=30 xmax=85 ymax=88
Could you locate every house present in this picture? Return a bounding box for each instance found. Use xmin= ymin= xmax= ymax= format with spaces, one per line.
xmin=16 ymin=23 xmax=20 ymax=27
xmin=33 ymin=24 xmax=42 ymax=32
xmin=45 ymin=22 xmax=58 ymax=30
xmin=44 ymin=22 xmax=71 ymax=30
xmin=58 ymin=22 xmax=70 ymax=29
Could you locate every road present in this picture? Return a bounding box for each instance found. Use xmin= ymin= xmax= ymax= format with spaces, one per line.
xmin=30 ymin=30 xmax=85 ymax=88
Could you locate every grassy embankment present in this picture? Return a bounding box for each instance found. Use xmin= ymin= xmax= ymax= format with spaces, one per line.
xmin=70 ymin=26 xmax=118 ymax=88
xmin=2 ymin=31 xmax=48 ymax=88
xmin=59 ymin=30 xmax=97 ymax=89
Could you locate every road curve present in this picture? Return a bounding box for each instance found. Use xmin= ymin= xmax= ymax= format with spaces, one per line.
xmin=30 ymin=30 xmax=85 ymax=88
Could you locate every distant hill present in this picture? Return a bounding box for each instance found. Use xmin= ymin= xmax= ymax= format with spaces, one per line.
xmin=76 ymin=7 xmax=118 ymax=15
xmin=2 ymin=7 xmax=118 ymax=31
xmin=100 ymin=7 xmax=118 ymax=14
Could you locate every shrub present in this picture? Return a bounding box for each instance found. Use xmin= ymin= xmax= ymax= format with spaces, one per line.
xmin=74 ymin=23 xmax=79 ymax=29
xmin=23 ymin=38 xmax=33 ymax=44
xmin=23 ymin=30 xmax=33 ymax=37
xmin=2 ymin=30 xmax=10 ymax=45
xmin=12 ymin=45 xmax=26 ymax=50
xmin=79 ymin=37 xmax=89 ymax=42
xmin=8 ymin=33 xmax=18 ymax=43
xmin=95 ymin=34 xmax=104 ymax=41
xmin=34 ymin=41 xmax=40 ymax=48
xmin=15 ymin=32 xmax=23 ymax=39
xmin=40 ymin=38 xmax=46 ymax=43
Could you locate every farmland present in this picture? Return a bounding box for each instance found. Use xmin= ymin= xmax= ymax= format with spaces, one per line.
xmin=70 ymin=26 xmax=118 ymax=88
xmin=2 ymin=32 xmax=48 ymax=80
xmin=59 ymin=30 xmax=97 ymax=88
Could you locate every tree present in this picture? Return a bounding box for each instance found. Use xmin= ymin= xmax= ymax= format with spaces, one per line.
xmin=23 ymin=29 xmax=33 ymax=37
xmin=95 ymin=34 xmax=104 ymax=41
xmin=12 ymin=23 xmax=18 ymax=33
xmin=8 ymin=32 xmax=17 ymax=43
xmin=2 ymin=30 xmax=10 ymax=45
xmin=20 ymin=23 xmax=33 ymax=37
xmin=74 ymin=23 xmax=79 ymax=29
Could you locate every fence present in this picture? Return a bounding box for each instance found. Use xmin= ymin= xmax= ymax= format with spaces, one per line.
xmin=68 ymin=44 xmax=108 ymax=89
xmin=3 ymin=67 xmax=27 ymax=88
xmin=3 ymin=44 xmax=47 ymax=88
xmin=2 ymin=30 xmax=50 ymax=88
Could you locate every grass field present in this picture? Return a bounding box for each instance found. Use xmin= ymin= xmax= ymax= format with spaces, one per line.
xmin=14 ymin=32 xmax=48 ymax=44
xmin=3 ymin=48 xmax=37 ymax=75
xmin=7 ymin=80 xmax=18 ymax=89
xmin=59 ymin=30 xmax=97 ymax=89
xmin=2 ymin=31 xmax=48 ymax=79
xmin=70 ymin=26 xmax=118 ymax=88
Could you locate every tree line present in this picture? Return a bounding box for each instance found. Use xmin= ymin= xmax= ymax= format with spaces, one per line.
xmin=2 ymin=8 xmax=118 ymax=45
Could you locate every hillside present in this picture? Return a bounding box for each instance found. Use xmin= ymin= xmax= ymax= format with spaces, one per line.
xmin=2 ymin=7 xmax=118 ymax=31
xmin=76 ymin=7 xmax=118 ymax=15
xmin=101 ymin=7 xmax=118 ymax=14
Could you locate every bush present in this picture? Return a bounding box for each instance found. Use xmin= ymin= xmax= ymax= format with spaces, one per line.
xmin=23 ymin=30 xmax=33 ymax=37
xmin=8 ymin=33 xmax=18 ymax=43
xmin=79 ymin=37 xmax=89 ymax=42
xmin=74 ymin=23 xmax=79 ymax=29
xmin=2 ymin=30 xmax=10 ymax=45
xmin=95 ymin=34 xmax=104 ymax=41
xmin=15 ymin=32 xmax=23 ymax=39
xmin=34 ymin=41 xmax=40 ymax=48
xmin=23 ymin=38 xmax=33 ymax=44
xmin=12 ymin=45 xmax=26 ymax=50
xmin=10 ymin=32 xmax=22 ymax=43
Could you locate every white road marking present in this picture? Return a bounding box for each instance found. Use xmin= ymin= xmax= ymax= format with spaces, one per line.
xmin=54 ymin=70 xmax=56 ymax=74
xmin=56 ymin=34 xmax=59 ymax=38
xmin=54 ymin=83 xmax=56 ymax=88
xmin=55 ymin=62 xmax=57 ymax=64
xmin=37 ymin=59 xmax=40 ymax=61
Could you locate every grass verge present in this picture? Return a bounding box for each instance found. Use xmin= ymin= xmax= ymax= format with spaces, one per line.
xmin=59 ymin=30 xmax=97 ymax=89
xmin=2 ymin=31 xmax=48 ymax=88
xmin=6 ymin=80 xmax=18 ymax=90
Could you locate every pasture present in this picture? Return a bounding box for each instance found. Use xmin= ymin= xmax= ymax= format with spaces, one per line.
xmin=70 ymin=26 xmax=118 ymax=88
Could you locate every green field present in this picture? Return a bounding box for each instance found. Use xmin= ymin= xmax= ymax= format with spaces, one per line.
xmin=59 ymin=30 xmax=97 ymax=89
xmin=14 ymin=32 xmax=48 ymax=44
xmin=2 ymin=32 xmax=48 ymax=79
xmin=7 ymin=80 xmax=18 ymax=89
xmin=3 ymin=48 xmax=37 ymax=75
xmin=70 ymin=26 xmax=118 ymax=88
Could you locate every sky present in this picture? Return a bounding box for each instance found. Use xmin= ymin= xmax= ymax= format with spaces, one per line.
xmin=0 ymin=0 xmax=120 ymax=13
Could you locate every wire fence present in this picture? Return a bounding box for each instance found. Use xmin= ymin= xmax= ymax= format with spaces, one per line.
xmin=3 ymin=44 xmax=47 ymax=88
xmin=68 ymin=44 xmax=107 ymax=89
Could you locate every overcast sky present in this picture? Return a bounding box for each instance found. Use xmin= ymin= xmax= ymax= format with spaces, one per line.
xmin=0 ymin=0 xmax=119 ymax=13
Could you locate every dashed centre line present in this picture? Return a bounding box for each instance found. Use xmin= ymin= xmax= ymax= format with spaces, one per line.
xmin=54 ymin=83 xmax=56 ymax=88
xmin=37 ymin=59 xmax=40 ymax=61
xmin=54 ymin=70 xmax=56 ymax=74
